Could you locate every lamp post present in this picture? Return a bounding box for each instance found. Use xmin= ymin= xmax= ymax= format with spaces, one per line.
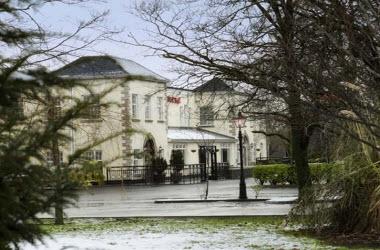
xmin=233 ymin=111 xmax=248 ymax=200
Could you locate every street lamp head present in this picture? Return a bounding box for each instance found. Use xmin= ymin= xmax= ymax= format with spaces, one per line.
xmin=233 ymin=111 xmax=247 ymax=128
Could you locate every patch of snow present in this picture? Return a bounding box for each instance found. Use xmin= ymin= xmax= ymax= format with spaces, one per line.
xmin=266 ymin=197 xmax=298 ymax=204
xmin=10 ymin=71 xmax=36 ymax=81
xmin=168 ymin=128 xmax=235 ymax=142
xmin=19 ymin=226 xmax=337 ymax=250
xmin=111 ymin=56 xmax=168 ymax=82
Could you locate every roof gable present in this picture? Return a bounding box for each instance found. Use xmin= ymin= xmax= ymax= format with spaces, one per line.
xmin=55 ymin=55 xmax=167 ymax=82
xmin=194 ymin=78 xmax=233 ymax=92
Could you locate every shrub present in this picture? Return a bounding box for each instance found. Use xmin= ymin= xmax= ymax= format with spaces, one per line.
xmin=309 ymin=162 xmax=335 ymax=184
xmin=290 ymin=154 xmax=380 ymax=233
xmin=69 ymin=161 xmax=104 ymax=187
xmin=151 ymin=157 xmax=168 ymax=183
xmin=252 ymin=163 xmax=336 ymax=186
xmin=252 ymin=164 xmax=290 ymax=185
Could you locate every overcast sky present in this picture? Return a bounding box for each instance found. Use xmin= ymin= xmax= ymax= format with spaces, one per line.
xmin=32 ymin=0 xmax=176 ymax=80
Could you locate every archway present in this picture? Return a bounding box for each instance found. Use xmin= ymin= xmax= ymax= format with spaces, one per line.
xmin=143 ymin=136 xmax=156 ymax=165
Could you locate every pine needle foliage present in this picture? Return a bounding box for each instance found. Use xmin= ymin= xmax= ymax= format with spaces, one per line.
xmin=0 ymin=1 xmax=123 ymax=249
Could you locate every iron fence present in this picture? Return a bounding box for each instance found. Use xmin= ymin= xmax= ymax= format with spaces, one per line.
xmin=105 ymin=163 xmax=230 ymax=185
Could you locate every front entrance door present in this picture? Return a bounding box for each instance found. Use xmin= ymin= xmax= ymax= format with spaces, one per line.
xmin=143 ymin=138 xmax=155 ymax=165
xmin=199 ymin=146 xmax=217 ymax=179
xmin=221 ymin=148 xmax=229 ymax=164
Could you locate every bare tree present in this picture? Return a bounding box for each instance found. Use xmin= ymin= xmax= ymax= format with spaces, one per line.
xmin=131 ymin=0 xmax=379 ymax=195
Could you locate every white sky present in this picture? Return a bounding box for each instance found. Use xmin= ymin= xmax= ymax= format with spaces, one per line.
xmin=31 ymin=0 xmax=176 ymax=80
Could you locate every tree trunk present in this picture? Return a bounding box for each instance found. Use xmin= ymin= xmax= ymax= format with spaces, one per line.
xmin=288 ymin=91 xmax=312 ymax=197
xmin=48 ymin=97 xmax=64 ymax=225
xmin=54 ymin=192 xmax=64 ymax=225
xmin=290 ymin=122 xmax=311 ymax=194
xmin=52 ymin=137 xmax=64 ymax=225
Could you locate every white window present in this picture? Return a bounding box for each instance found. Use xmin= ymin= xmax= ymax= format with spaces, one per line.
xmin=200 ymin=106 xmax=214 ymax=126
xmin=157 ymin=97 xmax=164 ymax=120
xmin=81 ymin=95 xmax=101 ymax=120
xmin=133 ymin=149 xmax=141 ymax=166
xmin=132 ymin=94 xmax=139 ymax=119
xmin=145 ymin=95 xmax=151 ymax=120
xmin=46 ymin=151 xmax=63 ymax=164
xmin=83 ymin=150 xmax=102 ymax=161
xmin=180 ymin=105 xmax=191 ymax=127
xmin=14 ymin=98 xmax=24 ymax=118
xmin=180 ymin=106 xmax=185 ymax=126
xmin=95 ymin=150 xmax=102 ymax=161
xmin=48 ymin=97 xmax=62 ymax=119
xmin=185 ymin=105 xmax=191 ymax=126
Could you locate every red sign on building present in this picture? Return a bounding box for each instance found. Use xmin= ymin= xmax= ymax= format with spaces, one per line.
xmin=167 ymin=96 xmax=181 ymax=104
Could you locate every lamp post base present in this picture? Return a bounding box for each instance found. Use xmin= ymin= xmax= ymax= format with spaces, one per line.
xmin=239 ymin=180 xmax=248 ymax=200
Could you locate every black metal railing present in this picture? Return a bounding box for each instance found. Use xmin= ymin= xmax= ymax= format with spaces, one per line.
xmin=105 ymin=163 xmax=230 ymax=185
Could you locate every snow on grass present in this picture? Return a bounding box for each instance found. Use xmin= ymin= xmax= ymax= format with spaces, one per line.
xmin=20 ymin=218 xmax=340 ymax=250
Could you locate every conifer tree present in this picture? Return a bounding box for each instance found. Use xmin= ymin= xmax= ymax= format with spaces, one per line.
xmin=0 ymin=1 xmax=118 ymax=248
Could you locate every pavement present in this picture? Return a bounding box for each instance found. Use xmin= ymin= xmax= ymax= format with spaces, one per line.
xmin=41 ymin=178 xmax=298 ymax=218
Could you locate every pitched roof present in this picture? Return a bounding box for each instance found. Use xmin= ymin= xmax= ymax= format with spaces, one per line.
xmin=193 ymin=78 xmax=234 ymax=92
xmin=168 ymin=127 xmax=235 ymax=142
xmin=55 ymin=55 xmax=168 ymax=82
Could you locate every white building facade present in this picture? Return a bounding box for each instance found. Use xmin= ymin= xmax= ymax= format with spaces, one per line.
xmin=56 ymin=55 xmax=267 ymax=172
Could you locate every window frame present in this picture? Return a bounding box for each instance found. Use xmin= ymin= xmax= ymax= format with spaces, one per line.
xmin=144 ymin=95 xmax=151 ymax=120
xmin=46 ymin=151 xmax=63 ymax=164
xmin=83 ymin=150 xmax=102 ymax=161
xmin=157 ymin=96 xmax=164 ymax=121
xmin=199 ymin=106 xmax=214 ymax=126
xmin=81 ymin=95 xmax=101 ymax=120
xmin=132 ymin=94 xmax=139 ymax=119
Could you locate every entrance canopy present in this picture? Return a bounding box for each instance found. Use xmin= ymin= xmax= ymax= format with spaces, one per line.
xmin=168 ymin=127 xmax=235 ymax=143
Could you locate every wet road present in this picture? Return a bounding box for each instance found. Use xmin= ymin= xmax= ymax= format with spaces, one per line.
xmin=41 ymin=178 xmax=298 ymax=218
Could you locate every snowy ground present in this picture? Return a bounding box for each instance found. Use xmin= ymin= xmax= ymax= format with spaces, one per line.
xmin=19 ymin=218 xmax=340 ymax=250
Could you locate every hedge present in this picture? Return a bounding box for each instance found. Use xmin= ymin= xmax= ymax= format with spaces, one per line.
xmin=252 ymin=162 xmax=337 ymax=186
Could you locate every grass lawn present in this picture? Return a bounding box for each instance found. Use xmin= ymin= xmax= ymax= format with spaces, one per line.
xmin=20 ymin=217 xmax=377 ymax=250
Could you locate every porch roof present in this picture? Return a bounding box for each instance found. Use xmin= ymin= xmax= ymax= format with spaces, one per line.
xmin=168 ymin=127 xmax=236 ymax=143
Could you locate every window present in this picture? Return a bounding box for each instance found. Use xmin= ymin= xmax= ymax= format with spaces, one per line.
xmin=132 ymin=94 xmax=139 ymax=119
xmin=83 ymin=150 xmax=102 ymax=161
xmin=180 ymin=105 xmax=191 ymax=127
xmin=47 ymin=97 xmax=62 ymax=120
xmin=222 ymin=148 xmax=229 ymax=163
xmin=82 ymin=96 xmax=101 ymax=120
xmin=180 ymin=106 xmax=184 ymax=126
xmin=95 ymin=150 xmax=102 ymax=161
xmin=157 ymin=97 xmax=164 ymax=120
xmin=14 ymin=98 xmax=24 ymax=118
xmin=199 ymin=106 xmax=214 ymax=126
xmin=46 ymin=151 xmax=63 ymax=164
xmin=144 ymin=95 xmax=151 ymax=120
xmin=173 ymin=144 xmax=186 ymax=150
xmin=133 ymin=149 xmax=141 ymax=166
xmin=221 ymin=144 xmax=230 ymax=164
